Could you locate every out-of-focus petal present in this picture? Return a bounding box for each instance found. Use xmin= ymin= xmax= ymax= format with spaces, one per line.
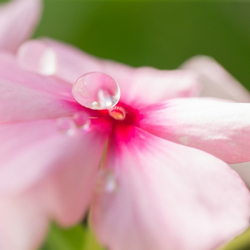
xmin=0 ymin=191 xmax=48 ymax=250
xmin=0 ymin=53 xmax=83 ymax=123
xmin=180 ymin=56 xmax=250 ymax=102
xmin=38 ymin=119 xmax=111 ymax=226
xmin=91 ymin=126 xmax=250 ymax=250
xmin=0 ymin=118 xmax=110 ymax=195
xmin=17 ymin=39 xmax=202 ymax=107
xmin=0 ymin=0 xmax=42 ymax=53
xmin=0 ymin=53 xmax=74 ymax=99
xmin=139 ymin=98 xmax=250 ymax=164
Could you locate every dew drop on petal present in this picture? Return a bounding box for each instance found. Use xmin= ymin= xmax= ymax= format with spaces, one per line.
xmin=17 ymin=40 xmax=57 ymax=76
xmin=73 ymin=112 xmax=91 ymax=131
xmin=96 ymin=170 xmax=118 ymax=194
xmin=72 ymin=72 xmax=120 ymax=110
xmin=56 ymin=117 xmax=76 ymax=136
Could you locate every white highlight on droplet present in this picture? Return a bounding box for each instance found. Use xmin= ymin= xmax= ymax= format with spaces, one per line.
xmin=17 ymin=40 xmax=57 ymax=76
xmin=72 ymin=72 xmax=120 ymax=110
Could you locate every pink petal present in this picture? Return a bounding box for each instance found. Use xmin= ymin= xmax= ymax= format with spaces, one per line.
xmin=0 ymin=0 xmax=42 ymax=53
xmin=180 ymin=56 xmax=250 ymax=102
xmin=0 ymin=53 xmax=82 ymax=122
xmin=0 ymin=191 xmax=48 ymax=250
xmin=0 ymin=52 xmax=73 ymax=99
xmin=91 ymin=126 xmax=250 ymax=250
xmin=0 ymin=118 xmax=110 ymax=196
xmin=38 ymin=120 xmax=111 ymax=226
xmin=17 ymin=39 xmax=201 ymax=107
xmin=139 ymin=98 xmax=250 ymax=164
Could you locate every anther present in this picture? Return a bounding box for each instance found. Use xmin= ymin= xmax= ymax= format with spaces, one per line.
xmin=108 ymin=106 xmax=126 ymax=120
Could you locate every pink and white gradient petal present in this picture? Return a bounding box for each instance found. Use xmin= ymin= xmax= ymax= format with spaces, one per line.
xmin=0 ymin=0 xmax=42 ymax=53
xmin=38 ymin=119 xmax=111 ymax=226
xmin=17 ymin=39 xmax=202 ymax=107
xmin=0 ymin=192 xmax=48 ymax=250
xmin=180 ymin=55 xmax=250 ymax=102
xmin=0 ymin=53 xmax=83 ymax=122
xmin=0 ymin=118 xmax=110 ymax=199
xmin=91 ymin=126 xmax=250 ymax=250
xmin=181 ymin=56 xmax=250 ymax=187
xmin=0 ymin=53 xmax=74 ymax=100
xmin=139 ymin=98 xmax=250 ymax=164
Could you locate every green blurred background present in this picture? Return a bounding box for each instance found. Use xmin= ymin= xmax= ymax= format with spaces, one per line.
xmin=34 ymin=1 xmax=250 ymax=91
xmin=2 ymin=0 xmax=250 ymax=249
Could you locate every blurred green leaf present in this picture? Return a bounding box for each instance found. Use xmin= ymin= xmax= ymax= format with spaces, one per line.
xmin=217 ymin=227 xmax=250 ymax=250
xmin=40 ymin=223 xmax=105 ymax=250
xmin=40 ymin=223 xmax=84 ymax=250
xmin=82 ymin=226 xmax=105 ymax=250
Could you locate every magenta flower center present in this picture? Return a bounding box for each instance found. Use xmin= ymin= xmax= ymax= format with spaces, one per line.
xmin=71 ymin=72 xmax=139 ymax=131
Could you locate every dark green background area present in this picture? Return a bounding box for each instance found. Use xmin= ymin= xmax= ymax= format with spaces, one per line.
xmin=32 ymin=1 xmax=250 ymax=91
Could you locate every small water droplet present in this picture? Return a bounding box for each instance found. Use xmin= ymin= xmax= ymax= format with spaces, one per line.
xmin=73 ymin=112 xmax=91 ymax=131
xmin=82 ymin=120 xmax=91 ymax=131
xmin=96 ymin=170 xmax=118 ymax=194
xmin=72 ymin=72 xmax=120 ymax=110
xmin=17 ymin=40 xmax=57 ymax=76
xmin=56 ymin=117 xmax=76 ymax=136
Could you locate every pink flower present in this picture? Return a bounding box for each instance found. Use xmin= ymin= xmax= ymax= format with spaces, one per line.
xmin=1 ymin=1 xmax=250 ymax=250
xmin=0 ymin=36 xmax=248 ymax=250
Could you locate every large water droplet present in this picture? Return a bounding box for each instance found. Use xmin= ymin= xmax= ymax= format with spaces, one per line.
xmin=56 ymin=117 xmax=76 ymax=136
xmin=96 ymin=170 xmax=118 ymax=194
xmin=17 ymin=40 xmax=57 ymax=76
xmin=72 ymin=72 xmax=120 ymax=110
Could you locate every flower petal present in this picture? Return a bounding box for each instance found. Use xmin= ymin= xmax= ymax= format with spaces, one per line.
xmin=17 ymin=39 xmax=201 ymax=107
xmin=180 ymin=56 xmax=250 ymax=102
xmin=0 ymin=118 xmax=110 ymax=197
xmin=91 ymin=126 xmax=250 ymax=250
xmin=0 ymin=53 xmax=81 ymax=123
xmin=0 ymin=191 xmax=48 ymax=250
xmin=38 ymin=121 xmax=111 ymax=226
xmin=139 ymin=98 xmax=250 ymax=164
xmin=0 ymin=0 xmax=42 ymax=53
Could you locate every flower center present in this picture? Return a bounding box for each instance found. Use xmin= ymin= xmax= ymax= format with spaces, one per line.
xmin=71 ymin=72 xmax=139 ymax=128
xmin=108 ymin=106 xmax=126 ymax=120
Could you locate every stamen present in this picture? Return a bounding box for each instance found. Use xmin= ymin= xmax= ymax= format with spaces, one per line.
xmin=108 ymin=106 xmax=126 ymax=120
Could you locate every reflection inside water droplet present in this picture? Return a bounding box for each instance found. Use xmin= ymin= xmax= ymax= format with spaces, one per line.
xmin=72 ymin=72 xmax=120 ymax=110
xmin=96 ymin=170 xmax=118 ymax=194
